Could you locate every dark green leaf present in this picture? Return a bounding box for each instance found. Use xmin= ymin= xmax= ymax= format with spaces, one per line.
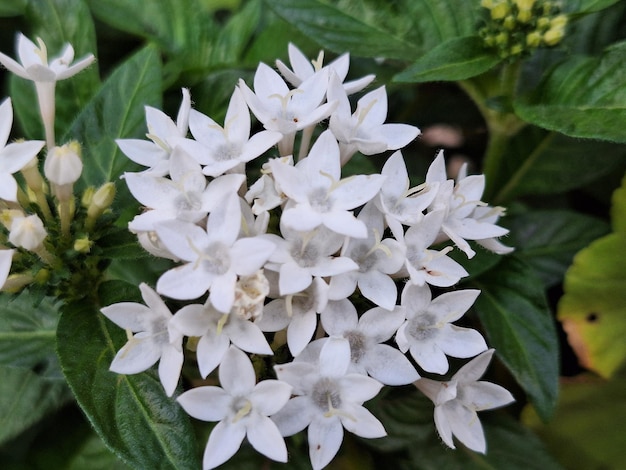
xmin=491 ymin=127 xmax=626 ymax=203
xmin=0 ymin=0 xmax=25 ymax=16
xmin=472 ymin=257 xmax=559 ymax=421
xmin=0 ymin=366 xmax=69 ymax=445
xmin=57 ymin=282 xmax=199 ymax=470
xmin=394 ymin=36 xmax=501 ymax=83
xmin=503 ymin=210 xmax=610 ymax=287
xmin=514 ymin=42 xmax=626 ymax=143
xmin=266 ymin=0 xmax=420 ymax=60
xmin=97 ymin=228 xmax=150 ymax=260
xmin=68 ymin=45 xmax=162 ymax=188
xmin=565 ymin=0 xmax=625 ymax=14
xmin=0 ymin=291 xmax=59 ymax=369
xmin=561 ymin=1 xmax=626 ymax=54
xmin=9 ymin=0 xmax=99 ymax=140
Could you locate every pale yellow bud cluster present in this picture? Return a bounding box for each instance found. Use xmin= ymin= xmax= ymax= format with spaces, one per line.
xmin=479 ymin=0 xmax=568 ymax=59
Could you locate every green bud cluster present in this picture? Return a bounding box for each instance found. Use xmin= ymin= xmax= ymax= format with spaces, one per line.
xmin=479 ymin=0 xmax=568 ymax=59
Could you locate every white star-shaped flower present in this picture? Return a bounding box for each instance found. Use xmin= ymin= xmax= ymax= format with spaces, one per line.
xmin=320 ymin=299 xmax=420 ymax=385
xmin=270 ymin=130 xmax=385 ymax=238
xmin=415 ymin=349 xmax=515 ymax=453
xmin=272 ymin=337 xmax=386 ymax=470
xmin=396 ymin=283 xmax=487 ymax=374
xmin=177 ymin=346 xmax=292 ymax=469
xmin=100 ymin=283 xmax=184 ymax=396
xmin=170 ymin=300 xmax=272 ymax=378
xmin=175 ymin=87 xmax=282 ymax=177
xmin=328 ymin=74 xmax=420 ymax=165
xmin=117 ymin=88 xmax=191 ymax=176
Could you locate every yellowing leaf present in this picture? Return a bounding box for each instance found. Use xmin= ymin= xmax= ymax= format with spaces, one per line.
xmin=558 ymin=233 xmax=626 ymax=377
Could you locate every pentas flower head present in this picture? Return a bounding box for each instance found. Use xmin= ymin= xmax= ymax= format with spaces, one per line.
xmin=177 ymin=346 xmax=292 ymax=469
xmin=416 ymin=349 xmax=515 ymax=453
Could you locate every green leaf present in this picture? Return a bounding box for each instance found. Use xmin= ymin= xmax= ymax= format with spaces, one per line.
xmin=503 ymin=210 xmax=610 ymax=287
xmin=558 ymin=233 xmax=626 ymax=378
xmin=394 ymin=36 xmax=501 ymax=83
xmin=265 ymin=0 xmax=420 ymax=60
xmin=0 ymin=0 xmax=25 ymax=16
xmin=611 ymin=172 xmax=626 ymax=233
xmin=565 ymin=0 xmax=624 ymax=14
xmin=57 ymin=281 xmax=199 ymax=469
xmin=9 ymin=0 xmax=100 ymax=140
xmin=97 ymin=227 xmax=150 ymax=260
xmin=472 ymin=257 xmax=559 ymax=421
xmin=0 ymin=291 xmax=59 ymax=370
xmin=492 ymin=127 xmax=626 ymax=203
xmin=523 ymin=375 xmax=626 ymax=470
xmin=0 ymin=366 xmax=69 ymax=445
xmin=68 ymin=45 xmax=162 ymax=188
xmin=514 ymin=42 xmax=626 ymax=143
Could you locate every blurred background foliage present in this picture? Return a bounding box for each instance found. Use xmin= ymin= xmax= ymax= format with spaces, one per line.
xmin=0 ymin=0 xmax=625 ymax=469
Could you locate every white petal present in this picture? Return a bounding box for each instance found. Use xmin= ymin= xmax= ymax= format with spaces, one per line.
xmin=0 ymin=249 xmax=14 ymax=288
xmin=197 ymin=332 xmax=230 ymax=378
xmin=156 ymin=263 xmax=211 ymax=300
xmin=109 ymin=336 xmax=161 ymax=374
xmin=462 ymin=381 xmax=515 ymax=411
xmin=320 ymin=298 xmax=358 ymax=336
xmin=363 ymin=344 xmax=420 ymax=385
xmin=100 ymin=303 xmax=153 ymax=331
xmin=254 ymin=299 xmax=290 ymax=332
xmin=445 ymin=401 xmax=486 ymax=453
xmin=203 ymin=420 xmax=246 ymax=469
xmin=455 ymin=349 xmax=495 ymax=383
xmin=434 ymin=405 xmax=455 ymax=449
xmin=358 ymin=271 xmax=399 ymax=311
xmin=0 ymin=140 xmax=44 ymax=173
xmin=287 ymin=309 xmax=318 ymax=356
xmin=279 ymin=261 xmax=313 ymax=296
xmin=341 ymin=373 xmax=384 ymax=403
xmin=170 ymin=304 xmax=212 ymax=337
xmin=158 ymin=343 xmax=183 ymax=396
xmin=246 ymin=414 xmax=288 ymax=462
xmin=431 ymin=289 xmax=480 ymax=323
xmin=439 ymin=325 xmax=488 ymax=358
xmin=271 ymin=396 xmax=314 ymax=436
xmin=209 ymin=271 xmax=237 ymax=314
xmin=340 ymin=403 xmax=386 ymax=438
xmin=308 ymin=417 xmax=344 ymax=470
xmin=177 ymin=386 xmax=231 ymax=421
xmin=250 ymin=380 xmax=292 ymax=416
xmin=226 ymin=318 xmax=273 ymax=355
xmin=378 ymin=123 xmax=420 ymax=150
xmin=219 ymin=346 xmax=256 ymax=395
xmin=410 ymin=342 xmax=449 ymax=374
xmin=319 ymin=336 xmax=350 ymax=377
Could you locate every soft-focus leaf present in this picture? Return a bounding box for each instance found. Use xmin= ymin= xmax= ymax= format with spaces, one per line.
xmin=0 ymin=291 xmax=59 ymax=369
xmin=394 ymin=36 xmax=501 ymax=83
xmin=514 ymin=42 xmax=626 ymax=143
xmin=0 ymin=0 xmax=25 ymax=16
xmin=523 ymin=375 xmax=626 ymax=470
xmin=0 ymin=366 xmax=69 ymax=445
xmin=558 ymin=233 xmax=626 ymax=378
xmin=611 ymin=173 xmax=626 ymax=233
xmin=491 ymin=127 xmax=626 ymax=203
xmin=266 ymin=0 xmax=420 ymax=60
xmin=9 ymin=0 xmax=99 ymax=140
xmin=503 ymin=210 xmax=610 ymax=287
xmin=68 ymin=45 xmax=162 ymax=188
xmin=472 ymin=257 xmax=559 ymax=421
xmin=57 ymin=280 xmax=199 ymax=470
xmin=565 ymin=0 xmax=625 ymax=14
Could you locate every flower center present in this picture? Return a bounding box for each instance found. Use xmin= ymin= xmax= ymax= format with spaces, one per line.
xmin=345 ymin=330 xmax=367 ymax=363
xmin=312 ymin=377 xmax=342 ymax=411
xmin=407 ymin=313 xmax=438 ymax=341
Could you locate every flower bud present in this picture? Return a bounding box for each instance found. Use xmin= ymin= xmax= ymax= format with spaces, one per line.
xmin=526 ymin=31 xmax=543 ymax=48
xmin=44 ymin=141 xmax=83 ymax=186
xmin=9 ymin=214 xmax=47 ymax=251
xmin=543 ymin=26 xmax=565 ymax=46
xmin=74 ymin=237 xmax=93 ymax=253
xmin=491 ymin=1 xmax=510 ymax=20
xmin=91 ymin=182 xmax=116 ymax=211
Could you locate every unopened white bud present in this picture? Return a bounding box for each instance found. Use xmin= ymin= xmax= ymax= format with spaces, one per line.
xmin=9 ymin=214 xmax=47 ymax=251
xmin=44 ymin=141 xmax=83 ymax=186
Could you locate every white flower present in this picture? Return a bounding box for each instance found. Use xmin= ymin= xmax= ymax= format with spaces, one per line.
xmin=416 ymin=349 xmax=515 ymax=453
xmin=320 ymin=299 xmax=420 ymax=385
xmin=238 ymin=63 xmax=336 ymax=155
xmin=116 ymin=88 xmax=191 ymax=176
xmin=276 ymin=43 xmax=374 ymax=94
xmin=426 ymin=151 xmax=509 ymax=258
xmin=0 ymin=34 xmax=95 ymax=148
xmin=0 ymin=98 xmax=45 ymax=202
xmin=155 ymin=193 xmax=275 ymax=312
xmin=375 ymin=151 xmax=437 ymax=240
xmin=396 ymin=284 xmax=487 ymax=374
xmin=403 ymin=210 xmax=468 ymax=287
xmin=176 ymin=87 xmax=282 ymax=177
xmin=328 ymin=74 xmax=420 ymax=165
xmin=264 ymin=225 xmax=356 ymax=296
xmin=170 ymin=300 xmax=272 ymax=378
xmin=177 ymin=346 xmax=292 ymax=469
xmin=270 ymin=130 xmax=385 ymax=238
xmin=44 ymin=142 xmax=82 ymax=186
xmin=255 ymin=277 xmax=329 ymax=356
xmin=328 ymin=201 xmax=405 ymax=310
xmin=272 ymin=337 xmax=386 ymax=470
xmin=100 ymin=283 xmax=184 ymax=396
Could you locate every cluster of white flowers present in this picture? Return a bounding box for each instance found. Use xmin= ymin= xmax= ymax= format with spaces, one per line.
xmin=100 ymin=43 xmax=515 ymax=469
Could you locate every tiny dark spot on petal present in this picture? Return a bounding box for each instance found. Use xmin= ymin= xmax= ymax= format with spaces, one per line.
xmin=316 ymin=444 xmax=321 ymax=450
